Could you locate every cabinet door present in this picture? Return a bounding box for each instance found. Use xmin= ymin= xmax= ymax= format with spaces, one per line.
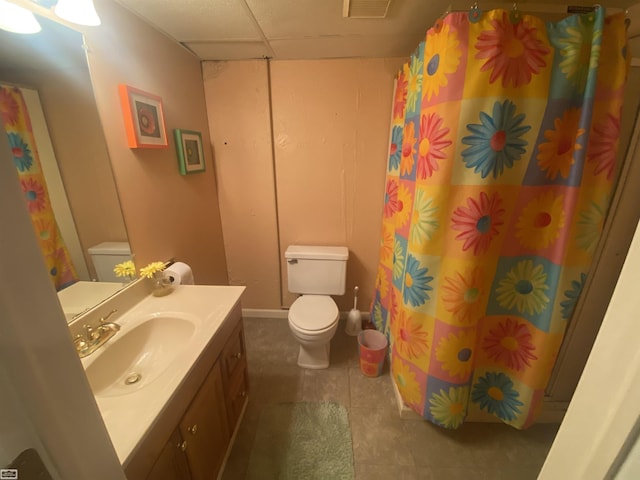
xmin=221 ymin=322 xmax=246 ymax=380
xmin=146 ymin=429 xmax=191 ymax=480
xmin=179 ymin=361 xmax=231 ymax=480
xmin=221 ymin=321 xmax=249 ymax=430
xmin=226 ymin=367 xmax=249 ymax=430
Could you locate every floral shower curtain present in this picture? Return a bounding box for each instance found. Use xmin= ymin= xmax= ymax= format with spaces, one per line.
xmin=1 ymin=84 xmax=78 ymax=290
xmin=371 ymin=7 xmax=629 ymax=429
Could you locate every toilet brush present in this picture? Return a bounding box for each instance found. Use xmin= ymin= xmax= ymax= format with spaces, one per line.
xmin=345 ymin=286 xmax=362 ymax=336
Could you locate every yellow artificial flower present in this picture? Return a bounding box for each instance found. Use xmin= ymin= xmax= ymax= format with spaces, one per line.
xmin=113 ymin=260 xmax=136 ymax=278
xmin=139 ymin=261 xmax=167 ymax=278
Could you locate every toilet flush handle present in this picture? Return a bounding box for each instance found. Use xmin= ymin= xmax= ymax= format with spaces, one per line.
xmin=287 ymin=259 xmax=298 ymax=264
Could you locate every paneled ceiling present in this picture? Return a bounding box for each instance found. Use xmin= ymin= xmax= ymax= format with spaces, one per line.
xmin=115 ymin=0 xmax=640 ymax=61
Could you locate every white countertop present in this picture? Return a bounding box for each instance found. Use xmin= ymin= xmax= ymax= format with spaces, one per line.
xmin=80 ymin=285 xmax=245 ymax=464
xmin=58 ymin=281 xmax=127 ymax=319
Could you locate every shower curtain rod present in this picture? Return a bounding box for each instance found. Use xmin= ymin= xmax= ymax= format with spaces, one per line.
xmin=445 ymin=1 xmax=624 ymax=16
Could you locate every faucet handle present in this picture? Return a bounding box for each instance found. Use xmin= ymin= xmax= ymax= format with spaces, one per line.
xmin=100 ymin=309 xmax=118 ymax=323
xmin=83 ymin=324 xmax=98 ymax=340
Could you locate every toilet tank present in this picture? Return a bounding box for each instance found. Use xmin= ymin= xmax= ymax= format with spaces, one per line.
xmin=285 ymin=245 xmax=349 ymax=295
xmin=88 ymin=241 xmax=132 ymax=282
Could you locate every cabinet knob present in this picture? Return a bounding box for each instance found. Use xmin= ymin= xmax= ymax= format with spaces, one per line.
xmin=233 ymin=352 xmax=242 ymax=360
xmin=240 ymin=390 xmax=247 ymax=398
xmin=188 ymin=424 xmax=198 ymax=435
xmin=178 ymin=440 xmax=187 ymax=452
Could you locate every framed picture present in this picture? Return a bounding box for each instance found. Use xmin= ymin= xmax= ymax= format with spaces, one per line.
xmin=118 ymin=84 xmax=168 ymax=148
xmin=174 ymin=129 xmax=205 ymax=175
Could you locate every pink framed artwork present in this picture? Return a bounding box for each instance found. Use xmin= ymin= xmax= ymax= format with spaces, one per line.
xmin=118 ymin=84 xmax=168 ymax=148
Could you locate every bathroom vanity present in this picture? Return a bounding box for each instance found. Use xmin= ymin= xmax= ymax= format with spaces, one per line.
xmin=128 ymin=303 xmax=246 ymax=480
xmin=74 ymin=283 xmax=247 ymax=480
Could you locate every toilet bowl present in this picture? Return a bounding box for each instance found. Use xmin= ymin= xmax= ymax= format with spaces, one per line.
xmin=288 ymin=294 xmax=339 ymax=369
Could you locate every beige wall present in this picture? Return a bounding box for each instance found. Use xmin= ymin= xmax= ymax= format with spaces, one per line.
xmin=202 ymin=61 xmax=280 ymax=308
xmin=80 ymin=0 xmax=228 ymax=285
xmin=204 ymin=58 xmax=403 ymax=310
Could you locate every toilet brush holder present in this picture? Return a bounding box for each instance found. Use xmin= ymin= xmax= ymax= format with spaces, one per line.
xmin=345 ymin=286 xmax=362 ymax=336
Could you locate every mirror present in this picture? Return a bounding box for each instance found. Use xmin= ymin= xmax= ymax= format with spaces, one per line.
xmin=0 ymin=15 xmax=132 ymax=321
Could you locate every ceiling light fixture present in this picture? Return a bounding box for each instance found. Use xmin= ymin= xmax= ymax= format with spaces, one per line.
xmin=0 ymin=0 xmax=101 ymax=34
xmin=0 ymin=0 xmax=42 ymax=33
xmin=53 ymin=0 xmax=100 ymax=26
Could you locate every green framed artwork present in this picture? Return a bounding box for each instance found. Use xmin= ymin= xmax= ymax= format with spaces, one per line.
xmin=174 ymin=129 xmax=205 ymax=175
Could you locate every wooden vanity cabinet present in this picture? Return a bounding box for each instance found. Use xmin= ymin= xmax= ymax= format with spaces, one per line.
xmin=125 ymin=303 xmax=248 ymax=480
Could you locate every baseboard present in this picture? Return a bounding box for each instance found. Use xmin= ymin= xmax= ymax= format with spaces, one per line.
xmin=241 ymin=308 xmax=371 ymax=321
xmin=390 ymin=376 xmax=423 ymax=420
xmin=390 ymin=375 xmax=568 ymax=424
xmin=242 ymin=308 xmax=289 ymax=319
xmin=536 ymin=401 xmax=570 ymax=424
xmin=340 ymin=311 xmax=370 ymax=321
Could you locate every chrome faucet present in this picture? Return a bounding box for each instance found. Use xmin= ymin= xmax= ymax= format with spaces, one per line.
xmin=74 ymin=309 xmax=120 ymax=358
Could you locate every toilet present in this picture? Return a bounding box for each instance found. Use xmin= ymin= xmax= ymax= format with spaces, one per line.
xmin=87 ymin=241 xmax=132 ymax=282
xmin=285 ymin=245 xmax=349 ymax=369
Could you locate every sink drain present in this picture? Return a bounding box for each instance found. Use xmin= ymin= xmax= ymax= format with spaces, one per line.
xmin=124 ymin=373 xmax=142 ymax=385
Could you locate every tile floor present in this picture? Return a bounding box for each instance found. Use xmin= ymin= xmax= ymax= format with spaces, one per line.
xmin=221 ymin=317 xmax=560 ymax=479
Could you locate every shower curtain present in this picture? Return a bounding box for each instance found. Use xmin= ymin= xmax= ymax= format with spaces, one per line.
xmin=1 ymin=84 xmax=78 ymax=290
xmin=371 ymin=7 xmax=628 ymax=429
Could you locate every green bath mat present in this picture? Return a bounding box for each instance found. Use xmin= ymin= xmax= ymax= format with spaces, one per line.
xmin=247 ymin=401 xmax=355 ymax=480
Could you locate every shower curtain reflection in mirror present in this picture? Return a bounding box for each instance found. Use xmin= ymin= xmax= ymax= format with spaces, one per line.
xmin=1 ymin=84 xmax=79 ymax=290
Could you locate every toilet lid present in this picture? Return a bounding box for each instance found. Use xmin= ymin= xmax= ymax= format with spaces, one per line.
xmin=289 ymin=295 xmax=339 ymax=331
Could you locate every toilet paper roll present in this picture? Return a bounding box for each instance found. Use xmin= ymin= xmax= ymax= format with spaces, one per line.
xmin=165 ymin=262 xmax=194 ymax=285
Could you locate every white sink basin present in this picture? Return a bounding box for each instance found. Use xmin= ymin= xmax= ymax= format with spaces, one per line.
xmin=85 ymin=313 xmax=197 ymax=397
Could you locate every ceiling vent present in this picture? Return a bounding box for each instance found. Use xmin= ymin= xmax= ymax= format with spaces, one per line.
xmin=343 ymin=0 xmax=392 ymax=18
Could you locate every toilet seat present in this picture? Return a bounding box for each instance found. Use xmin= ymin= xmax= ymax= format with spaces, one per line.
xmin=289 ymin=295 xmax=339 ymax=332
